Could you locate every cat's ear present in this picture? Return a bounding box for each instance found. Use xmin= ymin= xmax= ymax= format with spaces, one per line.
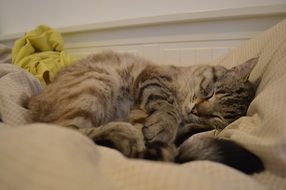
xmin=229 ymin=57 xmax=258 ymax=82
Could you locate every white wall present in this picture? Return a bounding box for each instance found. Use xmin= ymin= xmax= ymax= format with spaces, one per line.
xmin=0 ymin=0 xmax=285 ymax=35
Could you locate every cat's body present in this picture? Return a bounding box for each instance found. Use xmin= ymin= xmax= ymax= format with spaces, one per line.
xmin=29 ymin=51 xmax=263 ymax=174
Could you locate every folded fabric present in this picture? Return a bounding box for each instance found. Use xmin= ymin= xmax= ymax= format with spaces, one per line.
xmin=12 ymin=25 xmax=75 ymax=86
xmin=0 ymin=64 xmax=42 ymax=125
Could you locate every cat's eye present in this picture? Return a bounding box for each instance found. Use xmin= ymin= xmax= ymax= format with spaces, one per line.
xmin=211 ymin=113 xmax=223 ymax=120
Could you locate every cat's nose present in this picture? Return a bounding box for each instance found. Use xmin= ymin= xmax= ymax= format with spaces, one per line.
xmin=191 ymin=107 xmax=198 ymax=115
xmin=185 ymin=104 xmax=198 ymax=115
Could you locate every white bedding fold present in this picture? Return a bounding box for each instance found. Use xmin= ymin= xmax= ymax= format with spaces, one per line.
xmin=0 ymin=64 xmax=42 ymax=125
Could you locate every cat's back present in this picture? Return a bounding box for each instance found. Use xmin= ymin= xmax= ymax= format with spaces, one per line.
xmin=55 ymin=51 xmax=153 ymax=83
xmin=28 ymin=51 xmax=151 ymax=126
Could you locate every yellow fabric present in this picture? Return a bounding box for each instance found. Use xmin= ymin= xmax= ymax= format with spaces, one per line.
xmin=12 ymin=25 xmax=75 ymax=86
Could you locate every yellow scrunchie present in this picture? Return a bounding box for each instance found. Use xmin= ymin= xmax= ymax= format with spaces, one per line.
xmin=12 ymin=25 xmax=75 ymax=86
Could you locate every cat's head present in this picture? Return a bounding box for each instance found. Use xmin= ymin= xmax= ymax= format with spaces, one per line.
xmin=182 ymin=58 xmax=258 ymax=130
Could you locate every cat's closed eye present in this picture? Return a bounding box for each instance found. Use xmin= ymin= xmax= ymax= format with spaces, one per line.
xmin=208 ymin=113 xmax=224 ymax=121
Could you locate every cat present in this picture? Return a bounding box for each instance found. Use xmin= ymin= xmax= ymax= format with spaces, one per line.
xmin=28 ymin=51 xmax=263 ymax=174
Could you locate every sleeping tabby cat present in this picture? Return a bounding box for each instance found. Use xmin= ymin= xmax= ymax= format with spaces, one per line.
xmin=28 ymin=51 xmax=263 ymax=174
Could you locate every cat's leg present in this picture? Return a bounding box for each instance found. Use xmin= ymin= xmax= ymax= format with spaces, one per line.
xmin=175 ymin=131 xmax=264 ymax=174
xmin=143 ymin=103 xmax=180 ymax=143
xmin=175 ymin=123 xmax=214 ymax=146
xmin=134 ymin=66 xmax=181 ymax=145
xmin=78 ymin=121 xmax=177 ymax=161
xmin=78 ymin=122 xmax=146 ymax=158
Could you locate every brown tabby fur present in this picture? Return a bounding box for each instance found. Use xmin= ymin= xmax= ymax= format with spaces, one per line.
xmin=29 ymin=51 xmax=263 ymax=174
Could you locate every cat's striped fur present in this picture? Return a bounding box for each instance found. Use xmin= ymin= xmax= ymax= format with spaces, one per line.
xmin=29 ymin=51 xmax=263 ymax=174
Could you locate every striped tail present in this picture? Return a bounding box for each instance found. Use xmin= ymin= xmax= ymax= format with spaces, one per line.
xmin=175 ymin=135 xmax=264 ymax=174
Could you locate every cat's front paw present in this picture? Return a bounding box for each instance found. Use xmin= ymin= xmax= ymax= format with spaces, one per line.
xmin=143 ymin=111 xmax=178 ymax=144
